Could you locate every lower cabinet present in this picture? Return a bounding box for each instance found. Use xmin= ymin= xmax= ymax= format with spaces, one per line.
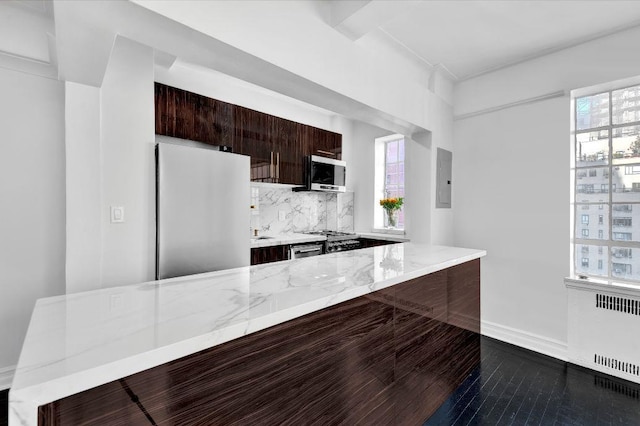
xmin=38 ymin=260 xmax=481 ymax=426
xmin=250 ymin=244 xmax=290 ymax=265
xmin=359 ymin=238 xmax=397 ymax=248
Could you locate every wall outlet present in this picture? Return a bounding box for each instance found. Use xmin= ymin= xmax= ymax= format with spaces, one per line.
xmin=279 ymin=210 xmax=286 ymax=222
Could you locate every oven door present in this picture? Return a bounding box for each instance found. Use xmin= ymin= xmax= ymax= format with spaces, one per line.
xmin=290 ymin=243 xmax=324 ymax=259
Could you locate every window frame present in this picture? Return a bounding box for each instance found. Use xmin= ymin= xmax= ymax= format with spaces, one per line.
xmin=573 ymin=84 xmax=640 ymax=284
xmin=382 ymin=136 xmax=405 ymax=229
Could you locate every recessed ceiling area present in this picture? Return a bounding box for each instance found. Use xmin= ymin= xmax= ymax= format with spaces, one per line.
xmin=331 ymin=0 xmax=640 ymax=80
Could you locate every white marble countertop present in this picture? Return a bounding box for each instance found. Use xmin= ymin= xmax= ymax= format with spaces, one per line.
xmin=250 ymin=232 xmax=326 ymax=248
xmin=9 ymin=243 xmax=485 ymax=426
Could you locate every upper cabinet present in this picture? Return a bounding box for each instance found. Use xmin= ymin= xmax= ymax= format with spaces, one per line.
xmin=154 ymin=83 xmax=342 ymax=186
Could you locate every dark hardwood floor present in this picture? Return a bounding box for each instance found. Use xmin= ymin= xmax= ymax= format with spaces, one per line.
xmin=425 ymin=336 xmax=640 ymax=426
xmin=3 ymin=336 xmax=639 ymax=426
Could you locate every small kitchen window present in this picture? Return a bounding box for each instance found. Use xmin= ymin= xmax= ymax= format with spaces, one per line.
xmin=374 ymin=134 xmax=405 ymax=231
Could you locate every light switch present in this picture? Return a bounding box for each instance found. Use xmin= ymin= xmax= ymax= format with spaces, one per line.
xmin=279 ymin=210 xmax=286 ymax=222
xmin=111 ymin=206 xmax=125 ymax=223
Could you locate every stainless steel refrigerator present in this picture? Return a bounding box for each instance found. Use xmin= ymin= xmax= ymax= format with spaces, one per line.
xmin=156 ymin=136 xmax=250 ymax=279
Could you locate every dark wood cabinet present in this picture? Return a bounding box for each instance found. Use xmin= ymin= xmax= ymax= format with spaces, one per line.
xmin=251 ymin=244 xmax=290 ymax=265
xmin=39 ymin=260 xmax=480 ymax=426
xmin=154 ymin=83 xmax=342 ymax=185
xmin=235 ymin=106 xmax=274 ymax=182
xmin=297 ymin=124 xmax=342 ymax=160
xmin=359 ymin=238 xmax=396 ymax=248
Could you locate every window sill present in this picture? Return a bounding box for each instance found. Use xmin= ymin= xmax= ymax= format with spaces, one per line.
xmin=372 ymin=227 xmax=405 ymax=235
xmin=565 ymin=276 xmax=640 ymax=297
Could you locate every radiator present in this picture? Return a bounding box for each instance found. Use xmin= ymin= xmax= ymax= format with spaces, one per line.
xmin=567 ymin=278 xmax=640 ymax=384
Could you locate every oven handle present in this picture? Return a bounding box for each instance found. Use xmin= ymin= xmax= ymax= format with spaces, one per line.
xmin=295 ymin=247 xmax=322 ymax=253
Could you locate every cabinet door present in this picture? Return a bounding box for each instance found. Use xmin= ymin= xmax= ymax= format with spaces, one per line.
xmin=271 ymin=117 xmax=303 ymax=185
xmin=155 ymin=83 xmax=168 ymax=135
xmin=194 ymin=96 xmax=234 ymax=147
xmin=359 ymin=238 xmax=394 ymax=248
xmin=162 ymin=86 xmax=194 ymax=141
xmin=250 ymin=245 xmax=290 ymax=265
xmin=235 ymin=106 xmax=274 ymax=182
xmin=298 ymin=124 xmax=342 ymax=160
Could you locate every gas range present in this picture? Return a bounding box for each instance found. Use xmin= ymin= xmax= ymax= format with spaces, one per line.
xmin=303 ymin=230 xmax=361 ymax=253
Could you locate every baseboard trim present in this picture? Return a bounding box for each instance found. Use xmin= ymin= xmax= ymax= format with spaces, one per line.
xmin=0 ymin=364 xmax=15 ymax=390
xmin=482 ymin=320 xmax=568 ymax=362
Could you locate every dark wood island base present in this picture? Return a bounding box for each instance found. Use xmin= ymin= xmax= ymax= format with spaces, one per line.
xmin=38 ymin=259 xmax=480 ymax=425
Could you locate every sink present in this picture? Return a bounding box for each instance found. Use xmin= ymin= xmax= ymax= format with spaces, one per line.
xmin=252 ymin=236 xmax=274 ymax=240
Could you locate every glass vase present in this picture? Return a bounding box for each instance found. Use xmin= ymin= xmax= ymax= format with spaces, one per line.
xmin=386 ymin=209 xmax=397 ymax=228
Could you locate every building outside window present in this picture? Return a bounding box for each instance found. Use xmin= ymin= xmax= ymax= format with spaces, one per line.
xmin=573 ymin=83 xmax=640 ymax=282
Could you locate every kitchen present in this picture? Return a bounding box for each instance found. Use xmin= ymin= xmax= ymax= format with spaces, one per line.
xmin=6 ymin=21 xmax=488 ymax=423
xmin=4 ymin=1 xmax=640 ymax=425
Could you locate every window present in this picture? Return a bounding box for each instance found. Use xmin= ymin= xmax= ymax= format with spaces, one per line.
xmin=573 ymin=84 xmax=640 ymax=284
xmin=375 ymin=134 xmax=405 ymax=230
xmin=613 ymin=218 xmax=632 ymax=227
xmin=613 ymin=263 xmax=632 ymax=276
xmin=625 ymin=165 xmax=640 ymax=175
xmin=613 ymin=204 xmax=632 ymax=212
xmin=613 ymin=248 xmax=632 ymax=258
xmin=613 ymin=232 xmax=632 ymax=241
xmin=383 ymin=137 xmax=404 ymax=228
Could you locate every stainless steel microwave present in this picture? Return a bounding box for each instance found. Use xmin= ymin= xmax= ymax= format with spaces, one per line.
xmin=306 ymin=155 xmax=346 ymax=192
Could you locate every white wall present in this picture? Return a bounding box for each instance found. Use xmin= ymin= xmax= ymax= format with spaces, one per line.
xmin=454 ymin=97 xmax=570 ymax=357
xmin=65 ymin=82 xmax=102 ymax=293
xmin=347 ymin=120 xmax=393 ymax=232
xmin=99 ymin=36 xmax=155 ymax=287
xmin=405 ymin=132 xmax=433 ymax=244
xmin=0 ymin=67 xmax=65 ymax=384
xmin=454 ymin=25 xmax=640 ymax=117
xmin=428 ymin=94 xmax=455 ymax=246
xmin=453 ymin=25 xmax=640 ymax=359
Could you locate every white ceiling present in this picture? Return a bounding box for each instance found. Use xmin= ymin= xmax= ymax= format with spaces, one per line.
xmin=333 ymin=0 xmax=640 ymax=81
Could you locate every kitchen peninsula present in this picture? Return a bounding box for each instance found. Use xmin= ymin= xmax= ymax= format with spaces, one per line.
xmin=10 ymin=243 xmax=485 ymax=425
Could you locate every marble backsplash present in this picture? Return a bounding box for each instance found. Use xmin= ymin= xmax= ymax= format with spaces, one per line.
xmin=251 ymin=185 xmax=354 ymax=235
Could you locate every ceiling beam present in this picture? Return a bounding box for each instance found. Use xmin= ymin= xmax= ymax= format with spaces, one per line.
xmin=328 ymin=0 xmax=417 ymax=41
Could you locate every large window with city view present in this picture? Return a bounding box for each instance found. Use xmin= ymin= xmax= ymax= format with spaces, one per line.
xmin=574 ymin=84 xmax=640 ymax=283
